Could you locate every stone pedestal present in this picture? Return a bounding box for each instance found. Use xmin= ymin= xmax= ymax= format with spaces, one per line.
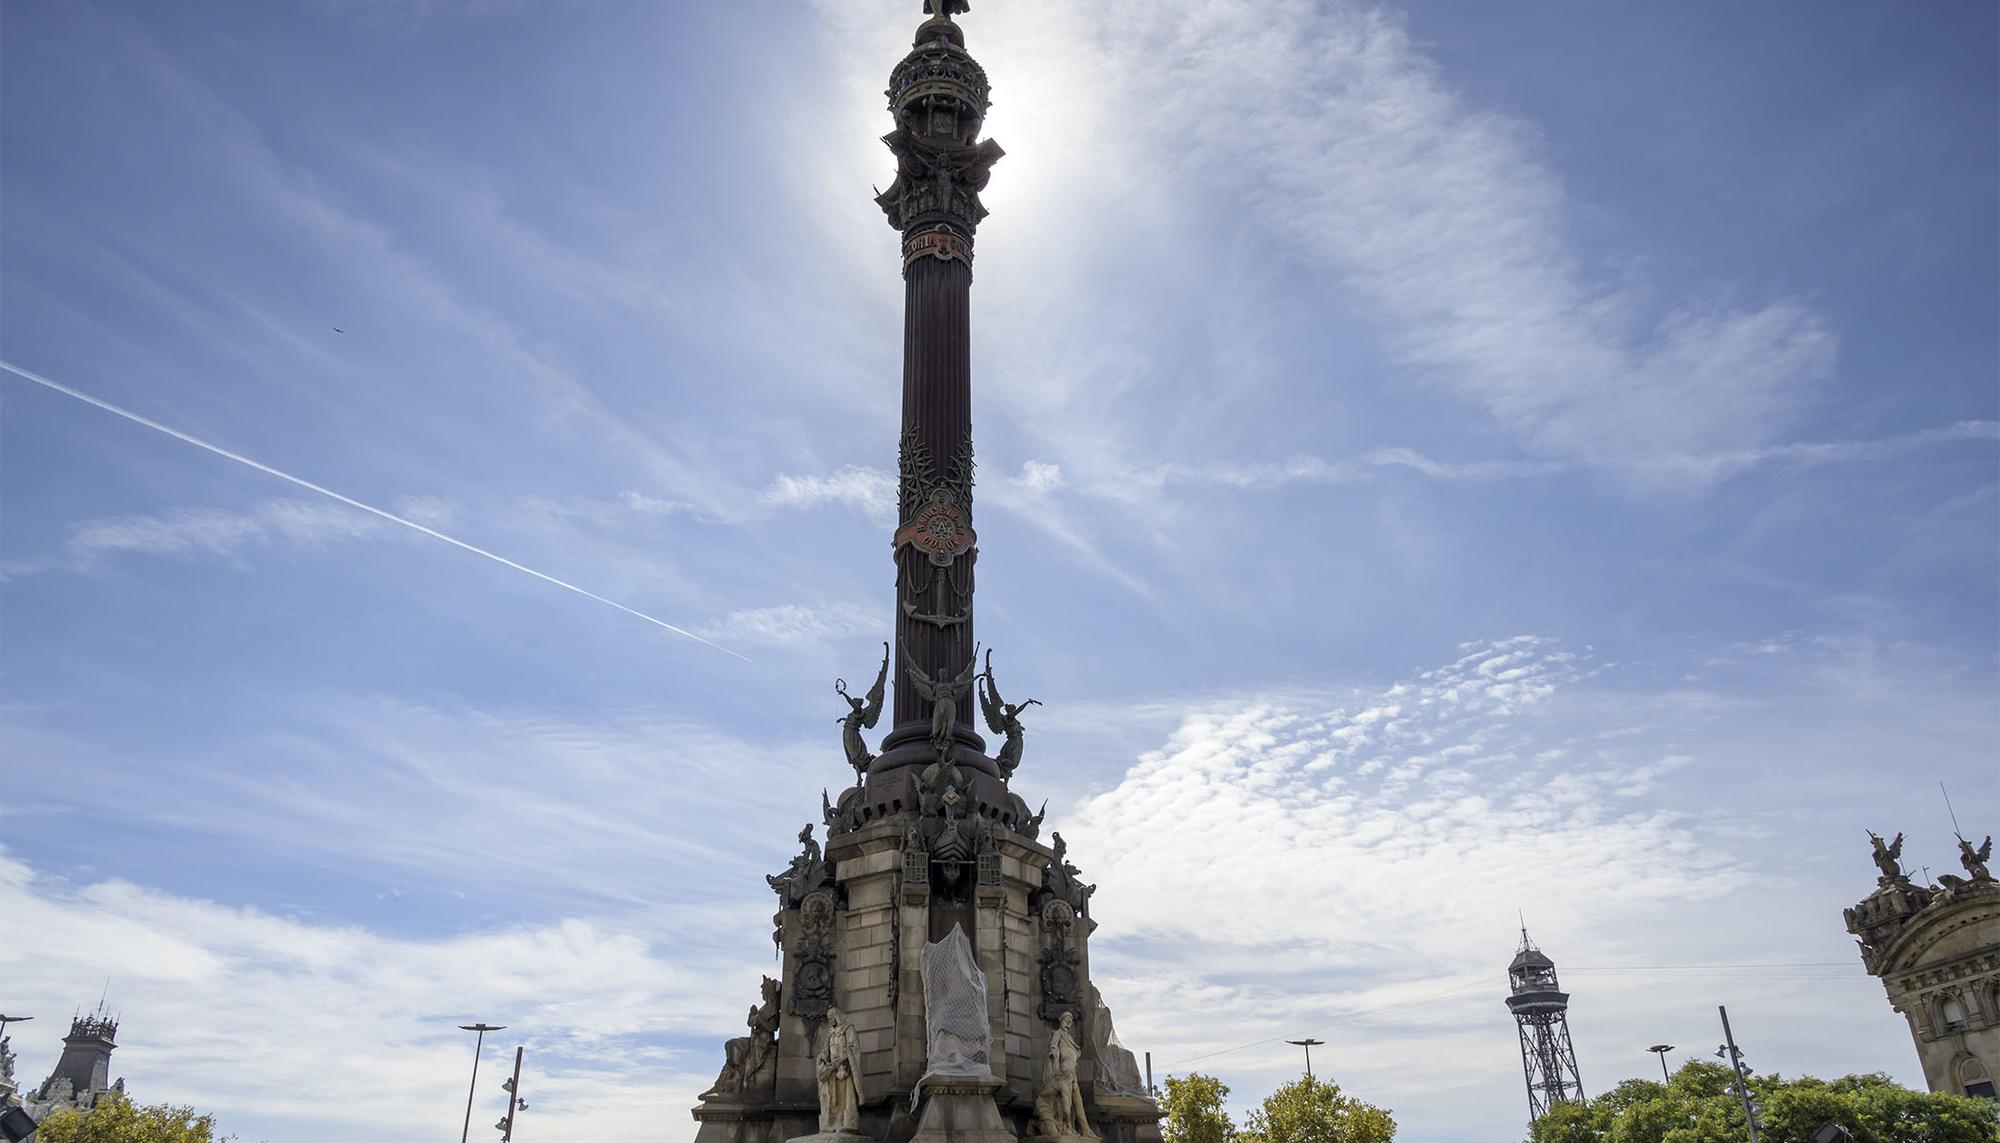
xmin=693 ymin=1099 xmax=818 ymax=1143
xmin=1092 ymin=1094 xmax=1165 ymax=1143
xmin=786 ymin=1132 xmax=877 ymax=1143
xmin=911 ymin=1074 xmax=1017 ymax=1143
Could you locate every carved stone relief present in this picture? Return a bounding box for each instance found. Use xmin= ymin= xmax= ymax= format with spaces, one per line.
xmin=790 ymin=889 xmax=841 ymax=1025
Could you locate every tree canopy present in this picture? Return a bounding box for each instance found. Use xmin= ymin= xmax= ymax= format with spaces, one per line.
xmin=1525 ymin=1061 xmax=1999 ymax=1143
xmin=1163 ymin=1072 xmax=1238 ymax=1143
xmin=1241 ymin=1075 xmax=1397 ymax=1143
xmin=29 ymin=1093 xmax=232 ymax=1143
xmin=1161 ymin=1072 xmax=1397 ymax=1143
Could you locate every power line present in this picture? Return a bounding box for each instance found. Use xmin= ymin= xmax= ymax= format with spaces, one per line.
xmin=0 ymin=359 xmax=748 ymax=663
xmin=1164 ymin=976 xmax=1504 ymax=1070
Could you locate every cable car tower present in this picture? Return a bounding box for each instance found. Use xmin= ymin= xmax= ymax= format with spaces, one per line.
xmin=1505 ymin=925 xmax=1584 ymax=1123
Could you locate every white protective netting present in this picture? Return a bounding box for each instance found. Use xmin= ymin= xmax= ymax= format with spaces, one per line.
xmin=1093 ymin=992 xmax=1149 ymax=1097
xmin=920 ymin=922 xmax=992 ymax=1085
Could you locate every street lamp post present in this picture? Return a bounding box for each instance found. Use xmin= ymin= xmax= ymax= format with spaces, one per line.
xmin=1647 ymin=1044 xmax=1675 ymax=1085
xmin=1716 ymin=1007 xmax=1761 ymax=1143
xmin=499 ymin=1045 xmax=525 ymax=1141
xmin=458 ymin=1023 xmax=505 ymax=1143
xmin=1285 ymin=1038 xmax=1325 ymax=1078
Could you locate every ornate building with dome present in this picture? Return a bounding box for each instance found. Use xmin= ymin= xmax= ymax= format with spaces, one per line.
xmin=1844 ymin=829 xmax=2000 ymax=1100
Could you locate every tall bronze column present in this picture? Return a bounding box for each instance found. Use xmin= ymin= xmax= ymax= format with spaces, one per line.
xmin=869 ymin=2 xmax=1004 ymax=787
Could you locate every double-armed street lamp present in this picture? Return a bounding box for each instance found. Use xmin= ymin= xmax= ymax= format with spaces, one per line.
xmin=495 ymin=1046 xmax=528 ymax=1141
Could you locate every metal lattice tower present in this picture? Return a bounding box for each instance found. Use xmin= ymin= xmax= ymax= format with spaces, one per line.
xmin=1505 ymin=926 xmax=1584 ymax=1123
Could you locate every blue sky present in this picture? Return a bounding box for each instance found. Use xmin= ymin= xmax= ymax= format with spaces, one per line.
xmin=0 ymin=1 xmax=1994 ymax=1140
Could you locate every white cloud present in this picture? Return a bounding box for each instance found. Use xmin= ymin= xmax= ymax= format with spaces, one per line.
xmin=1628 ymin=418 xmax=2000 ymax=483
xmin=1121 ymin=420 xmax=1996 ymax=496
xmin=391 ymin=494 xmax=459 ymax=527
xmin=759 ymin=465 xmax=897 ymax=522
xmin=813 ymin=2 xmax=1841 ymax=489
xmin=691 ymin=601 xmax=881 ymax=648
xmin=619 ymin=489 xmax=695 ymax=516
xmin=0 ymin=697 xmax=828 ymax=915
xmin=1016 ymin=459 xmax=1067 ymax=497
xmin=1043 ymin=635 xmax=1941 ymax=1136
xmin=2 ymin=499 xmax=385 ymax=577
xmin=1112 ymin=4 xmax=1838 ymax=469
xmin=0 ymin=851 xmax=737 ymax=1143
xmin=1137 ymin=449 xmax=1561 ymax=491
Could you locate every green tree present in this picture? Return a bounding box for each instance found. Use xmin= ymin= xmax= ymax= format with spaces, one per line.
xmin=1524 ymin=1062 xmax=2000 ymax=1143
xmin=1163 ymin=1072 xmax=1238 ymax=1143
xmin=1239 ymin=1074 xmax=1396 ymax=1143
xmin=30 ymin=1092 xmax=232 ymax=1143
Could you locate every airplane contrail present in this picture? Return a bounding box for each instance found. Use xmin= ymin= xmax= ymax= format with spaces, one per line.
xmin=0 ymin=359 xmax=750 ymax=663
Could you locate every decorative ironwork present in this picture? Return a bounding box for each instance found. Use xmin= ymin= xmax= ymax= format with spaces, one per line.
xmin=877 ymin=7 xmax=1003 ymax=265
xmin=904 ymin=596 xmax=971 ymax=630
xmin=1507 ymin=928 xmax=1585 ymax=1123
xmin=895 ymin=426 xmax=976 ymax=568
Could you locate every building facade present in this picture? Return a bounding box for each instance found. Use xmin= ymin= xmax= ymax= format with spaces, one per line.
xmin=1845 ymin=831 xmax=2000 ymax=1099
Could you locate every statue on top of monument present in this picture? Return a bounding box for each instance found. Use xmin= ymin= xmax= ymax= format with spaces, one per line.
xmin=978 ymin=648 xmax=1040 ymax=781
xmin=1960 ymin=834 xmax=1994 ymax=882
xmin=924 ymin=0 xmax=970 ymax=17
xmin=1031 ymin=1011 xmax=1098 ymax=1140
xmin=768 ymin=825 xmax=830 ymax=906
xmin=835 ymin=643 xmax=890 ymax=782
xmin=903 ymin=644 xmax=980 ymax=762
xmin=815 ymin=1006 xmax=866 ymax=1134
xmin=1041 ymin=832 xmax=1096 ymax=915
xmin=1868 ymin=831 xmax=1906 ymax=881
xmin=1005 ymin=791 xmax=1047 ymax=840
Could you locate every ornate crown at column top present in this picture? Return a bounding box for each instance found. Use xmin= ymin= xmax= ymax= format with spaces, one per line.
xmin=889 ymin=16 xmax=988 ymax=133
xmin=877 ymin=5 xmax=1004 ymax=266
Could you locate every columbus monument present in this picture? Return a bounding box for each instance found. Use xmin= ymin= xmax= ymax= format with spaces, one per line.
xmin=691 ymin=3 xmax=1162 ymax=1141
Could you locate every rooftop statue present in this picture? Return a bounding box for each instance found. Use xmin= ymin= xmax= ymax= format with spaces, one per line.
xmin=1868 ymin=830 xmax=1906 ymax=881
xmin=924 ymin=0 xmax=971 ymax=16
xmin=1960 ymin=834 xmax=1993 ymax=881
